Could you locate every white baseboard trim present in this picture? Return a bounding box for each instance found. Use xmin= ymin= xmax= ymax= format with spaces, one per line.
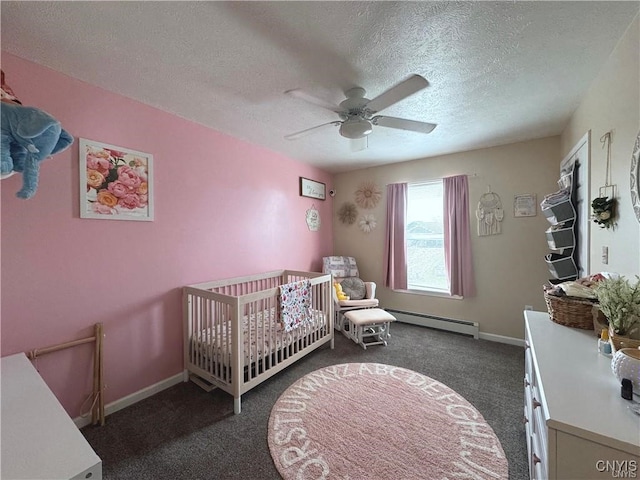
xmin=387 ymin=308 xmax=523 ymax=347
xmin=387 ymin=309 xmax=480 ymax=339
xmin=479 ymin=332 xmax=525 ymax=347
xmin=74 ymin=372 xmax=183 ymax=428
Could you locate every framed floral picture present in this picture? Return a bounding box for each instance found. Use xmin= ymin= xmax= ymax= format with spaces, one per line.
xmin=79 ymin=139 xmax=154 ymax=221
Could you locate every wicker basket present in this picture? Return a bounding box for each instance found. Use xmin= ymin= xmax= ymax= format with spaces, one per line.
xmin=543 ymin=291 xmax=596 ymax=330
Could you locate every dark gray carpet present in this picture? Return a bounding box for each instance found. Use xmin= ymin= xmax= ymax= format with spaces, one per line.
xmin=82 ymin=322 xmax=528 ymax=479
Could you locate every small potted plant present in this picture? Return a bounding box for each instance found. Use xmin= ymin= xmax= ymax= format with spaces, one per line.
xmin=593 ymin=276 xmax=640 ymax=350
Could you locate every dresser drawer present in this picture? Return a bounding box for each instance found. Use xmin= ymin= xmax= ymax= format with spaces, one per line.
xmin=530 ymin=421 xmax=548 ymax=480
xmin=531 ymin=394 xmax=548 ymax=468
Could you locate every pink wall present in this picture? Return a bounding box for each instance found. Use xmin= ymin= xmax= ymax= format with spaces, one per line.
xmin=0 ymin=53 xmax=334 ymax=417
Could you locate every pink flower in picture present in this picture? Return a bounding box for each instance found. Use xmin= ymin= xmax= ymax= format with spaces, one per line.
xmin=86 ymin=153 xmax=111 ymax=177
xmin=92 ymin=202 xmax=116 ymax=215
xmin=107 ymin=180 xmax=131 ymax=198
xmin=118 ymin=192 xmax=142 ymax=210
xmin=117 ymin=166 xmax=142 ymax=189
xmin=105 ymin=149 xmax=127 ymax=158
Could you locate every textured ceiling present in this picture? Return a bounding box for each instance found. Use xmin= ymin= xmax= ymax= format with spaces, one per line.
xmin=1 ymin=1 xmax=638 ymax=173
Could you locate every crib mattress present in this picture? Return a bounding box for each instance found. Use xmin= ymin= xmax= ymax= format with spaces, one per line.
xmin=191 ymin=309 xmax=326 ymax=367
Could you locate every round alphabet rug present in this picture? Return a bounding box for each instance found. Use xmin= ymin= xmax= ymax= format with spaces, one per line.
xmin=268 ymin=363 xmax=508 ymax=479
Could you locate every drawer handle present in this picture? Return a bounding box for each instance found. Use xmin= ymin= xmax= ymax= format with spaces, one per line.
xmin=532 ymin=398 xmax=542 ymax=409
xmin=533 ymin=453 xmax=541 ymax=465
xmin=523 ymin=415 xmax=529 ymax=424
xmin=524 ymin=378 xmax=530 ymax=387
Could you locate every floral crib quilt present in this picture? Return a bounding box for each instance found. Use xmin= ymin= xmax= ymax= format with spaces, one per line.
xmin=278 ymin=280 xmax=312 ymax=332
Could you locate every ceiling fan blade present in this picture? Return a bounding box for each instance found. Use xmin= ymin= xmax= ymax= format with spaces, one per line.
xmin=365 ymin=75 xmax=429 ymax=114
xmin=350 ymin=136 xmax=368 ymax=152
xmin=285 ymin=89 xmax=343 ymax=113
xmin=284 ymin=121 xmax=341 ymax=140
xmin=372 ymin=115 xmax=437 ymax=134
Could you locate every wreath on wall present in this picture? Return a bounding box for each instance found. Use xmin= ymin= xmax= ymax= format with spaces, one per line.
xmin=591 ymin=196 xmax=616 ymax=229
xmin=358 ymin=214 xmax=377 ymax=233
xmin=354 ymin=181 xmax=382 ymax=209
xmin=338 ymin=202 xmax=358 ymax=225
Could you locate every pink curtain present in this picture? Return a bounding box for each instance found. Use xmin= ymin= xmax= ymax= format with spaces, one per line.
xmin=384 ymin=183 xmax=407 ymax=289
xmin=443 ymin=175 xmax=476 ymax=297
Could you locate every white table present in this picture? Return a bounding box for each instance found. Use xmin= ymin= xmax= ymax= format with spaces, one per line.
xmin=1 ymin=352 xmax=102 ymax=480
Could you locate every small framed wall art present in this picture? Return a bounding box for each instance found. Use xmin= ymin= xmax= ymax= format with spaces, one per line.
xmin=514 ymin=193 xmax=537 ymax=217
xmin=300 ymin=177 xmax=326 ymax=200
xmin=80 ymin=138 xmax=154 ymax=221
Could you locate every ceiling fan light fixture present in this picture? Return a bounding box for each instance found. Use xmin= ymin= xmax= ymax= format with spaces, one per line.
xmin=339 ymin=118 xmax=373 ymax=139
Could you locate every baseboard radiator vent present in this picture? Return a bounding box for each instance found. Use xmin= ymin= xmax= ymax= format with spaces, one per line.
xmin=386 ymin=309 xmax=479 ymax=339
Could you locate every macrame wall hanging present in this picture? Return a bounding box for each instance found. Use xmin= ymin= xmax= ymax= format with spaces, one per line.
xmin=476 ymin=187 xmax=504 ymax=236
xmin=591 ymin=131 xmax=617 ymax=229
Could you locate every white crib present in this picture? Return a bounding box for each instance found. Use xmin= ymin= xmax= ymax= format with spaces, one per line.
xmin=183 ymin=270 xmax=334 ymax=413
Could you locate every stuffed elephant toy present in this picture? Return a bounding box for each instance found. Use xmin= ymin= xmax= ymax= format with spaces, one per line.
xmin=1 ymin=102 xmax=73 ymax=199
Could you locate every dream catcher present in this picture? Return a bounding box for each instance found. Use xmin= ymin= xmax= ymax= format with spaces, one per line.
xmin=476 ymin=188 xmax=504 ymax=236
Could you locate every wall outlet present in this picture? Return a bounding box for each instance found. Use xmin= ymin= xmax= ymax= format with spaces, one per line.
xmin=525 ymin=305 xmax=533 ymax=311
xmin=602 ymin=246 xmax=609 ymax=265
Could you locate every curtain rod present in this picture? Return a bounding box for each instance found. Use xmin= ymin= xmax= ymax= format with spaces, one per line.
xmin=386 ymin=173 xmax=479 ymax=186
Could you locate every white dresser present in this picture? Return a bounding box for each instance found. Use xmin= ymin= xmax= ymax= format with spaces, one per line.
xmin=0 ymin=353 xmax=102 ymax=480
xmin=524 ymin=311 xmax=640 ymax=479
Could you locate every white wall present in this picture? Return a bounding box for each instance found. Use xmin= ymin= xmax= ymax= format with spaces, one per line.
xmin=332 ymin=137 xmax=560 ymax=339
xmin=561 ymin=14 xmax=640 ymax=277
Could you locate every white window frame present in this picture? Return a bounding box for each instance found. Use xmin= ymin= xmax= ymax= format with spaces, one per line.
xmin=405 ymin=180 xmax=450 ymax=295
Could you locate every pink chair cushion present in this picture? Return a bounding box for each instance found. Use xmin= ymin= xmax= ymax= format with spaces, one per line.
xmin=338 ymin=298 xmax=379 ymax=307
xmin=344 ymin=308 xmax=396 ymax=325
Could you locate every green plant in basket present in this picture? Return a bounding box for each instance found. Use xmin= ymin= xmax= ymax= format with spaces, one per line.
xmin=593 ymin=276 xmax=640 ymax=335
xmin=591 ymin=196 xmax=616 ymax=229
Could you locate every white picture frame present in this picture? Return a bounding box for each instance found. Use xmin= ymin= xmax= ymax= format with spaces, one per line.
xmin=79 ymin=138 xmax=154 ymax=221
xmin=514 ymin=193 xmax=537 ymax=217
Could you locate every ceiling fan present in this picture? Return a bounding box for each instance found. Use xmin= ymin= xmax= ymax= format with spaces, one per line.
xmin=284 ymin=74 xmax=437 ymax=143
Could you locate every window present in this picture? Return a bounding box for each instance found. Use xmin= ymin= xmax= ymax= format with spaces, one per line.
xmin=406 ymin=181 xmax=448 ymax=292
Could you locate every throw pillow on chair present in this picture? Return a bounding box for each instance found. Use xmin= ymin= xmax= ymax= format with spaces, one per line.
xmin=340 ymin=277 xmax=366 ymax=300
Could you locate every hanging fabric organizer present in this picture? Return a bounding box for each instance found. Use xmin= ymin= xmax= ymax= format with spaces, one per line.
xmin=541 ymin=163 xmax=579 ymax=281
xmin=476 ymin=188 xmax=504 ymax=236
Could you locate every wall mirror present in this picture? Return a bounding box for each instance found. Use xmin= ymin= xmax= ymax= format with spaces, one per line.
xmin=631 ymin=131 xmax=640 ymax=223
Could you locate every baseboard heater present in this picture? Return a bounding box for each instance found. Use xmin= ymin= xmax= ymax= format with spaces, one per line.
xmin=386 ymin=309 xmax=479 ymax=339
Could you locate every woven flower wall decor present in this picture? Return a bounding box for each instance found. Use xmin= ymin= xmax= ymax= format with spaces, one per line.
xmin=354 ymin=181 xmax=382 ymax=209
xmin=338 ymin=202 xmax=358 ymax=225
xmin=359 ymin=214 xmax=377 ymax=233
